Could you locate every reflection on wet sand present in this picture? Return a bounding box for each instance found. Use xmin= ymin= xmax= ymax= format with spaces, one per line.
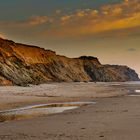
xmin=0 ymin=102 xmax=95 ymax=122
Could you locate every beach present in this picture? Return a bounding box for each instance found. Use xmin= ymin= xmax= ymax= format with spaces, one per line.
xmin=0 ymin=82 xmax=140 ymax=140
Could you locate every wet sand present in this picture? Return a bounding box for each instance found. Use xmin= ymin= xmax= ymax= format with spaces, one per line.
xmin=0 ymin=82 xmax=127 ymax=110
xmin=0 ymin=82 xmax=140 ymax=140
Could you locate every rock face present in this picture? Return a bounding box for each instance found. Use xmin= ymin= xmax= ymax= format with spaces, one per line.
xmin=0 ymin=38 xmax=139 ymax=86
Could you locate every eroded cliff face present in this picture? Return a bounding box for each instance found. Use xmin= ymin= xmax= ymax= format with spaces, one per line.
xmin=0 ymin=38 xmax=139 ymax=86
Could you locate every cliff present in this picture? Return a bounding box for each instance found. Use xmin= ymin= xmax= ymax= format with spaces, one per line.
xmin=0 ymin=38 xmax=139 ymax=86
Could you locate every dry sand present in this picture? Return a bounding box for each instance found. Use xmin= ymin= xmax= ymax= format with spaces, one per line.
xmin=0 ymin=82 xmax=140 ymax=140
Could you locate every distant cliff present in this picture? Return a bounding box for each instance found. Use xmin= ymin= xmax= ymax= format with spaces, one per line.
xmin=0 ymin=38 xmax=139 ymax=86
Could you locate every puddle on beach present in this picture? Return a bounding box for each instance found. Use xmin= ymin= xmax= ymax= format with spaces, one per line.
xmin=135 ymin=90 xmax=140 ymax=93
xmin=0 ymin=102 xmax=95 ymax=122
xmin=128 ymin=90 xmax=140 ymax=97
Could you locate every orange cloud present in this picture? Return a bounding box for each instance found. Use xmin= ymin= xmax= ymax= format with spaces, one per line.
xmin=0 ymin=16 xmax=52 ymax=27
xmin=0 ymin=0 xmax=140 ymax=39
xmin=43 ymin=0 xmax=140 ymax=38
xmin=26 ymin=16 xmax=52 ymax=26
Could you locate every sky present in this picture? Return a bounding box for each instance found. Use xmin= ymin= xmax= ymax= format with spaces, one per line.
xmin=0 ymin=0 xmax=140 ymax=75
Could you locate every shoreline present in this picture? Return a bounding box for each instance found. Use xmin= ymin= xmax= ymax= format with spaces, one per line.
xmin=0 ymin=82 xmax=140 ymax=139
xmin=0 ymin=82 xmax=128 ymax=111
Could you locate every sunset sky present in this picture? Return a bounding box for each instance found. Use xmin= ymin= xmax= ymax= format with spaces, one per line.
xmin=0 ymin=0 xmax=140 ymax=75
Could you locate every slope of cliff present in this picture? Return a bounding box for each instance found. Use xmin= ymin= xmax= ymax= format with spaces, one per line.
xmin=0 ymin=38 xmax=139 ymax=86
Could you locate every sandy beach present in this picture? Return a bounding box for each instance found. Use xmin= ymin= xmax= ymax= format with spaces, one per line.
xmin=0 ymin=82 xmax=140 ymax=140
xmin=0 ymin=82 xmax=127 ymax=110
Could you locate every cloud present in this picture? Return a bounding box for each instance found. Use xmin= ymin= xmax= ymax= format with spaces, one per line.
xmin=43 ymin=0 xmax=140 ymax=38
xmin=1 ymin=0 xmax=140 ymax=39
xmin=26 ymin=16 xmax=52 ymax=26
xmin=55 ymin=10 xmax=62 ymax=14
xmin=0 ymin=16 xmax=52 ymax=28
